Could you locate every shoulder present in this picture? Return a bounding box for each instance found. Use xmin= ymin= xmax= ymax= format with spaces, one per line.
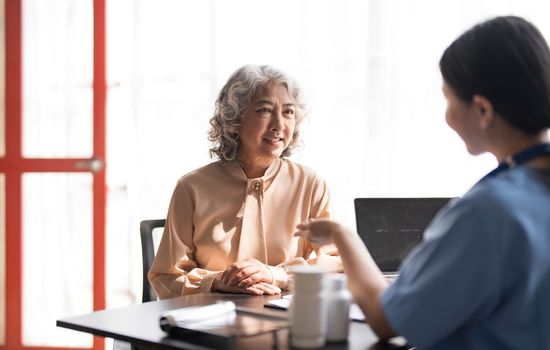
xmin=278 ymin=159 xmax=330 ymax=214
xmin=430 ymin=166 xmax=548 ymax=244
xmin=280 ymin=158 xmax=325 ymax=184
xmin=439 ymin=185 xmax=515 ymax=235
xmin=172 ymin=161 xmax=233 ymax=195
xmin=464 ymin=165 xmax=548 ymax=218
xmin=176 ymin=161 xmax=227 ymax=184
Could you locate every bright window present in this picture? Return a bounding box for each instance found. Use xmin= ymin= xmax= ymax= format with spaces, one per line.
xmin=0 ymin=174 xmax=5 ymax=345
xmin=104 ymin=0 xmax=550 ymax=308
xmin=22 ymin=0 xmax=93 ymax=159
xmin=22 ymin=173 xmax=93 ymax=347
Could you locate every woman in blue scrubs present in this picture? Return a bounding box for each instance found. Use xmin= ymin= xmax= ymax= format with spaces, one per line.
xmin=296 ymin=16 xmax=550 ymax=349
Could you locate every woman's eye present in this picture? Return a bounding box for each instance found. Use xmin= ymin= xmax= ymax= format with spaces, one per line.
xmin=257 ymin=108 xmax=271 ymax=113
xmin=283 ymin=109 xmax=295 ymax=117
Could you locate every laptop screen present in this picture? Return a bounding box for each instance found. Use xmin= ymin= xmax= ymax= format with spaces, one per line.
xmin=354 ymin=198 xmax=451 ymax=272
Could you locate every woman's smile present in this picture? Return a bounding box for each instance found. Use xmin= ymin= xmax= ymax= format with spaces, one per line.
xmin=263 ymin=136 xmax=284 ymax=146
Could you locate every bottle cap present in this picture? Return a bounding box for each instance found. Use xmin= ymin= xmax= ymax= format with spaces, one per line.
xmin=326 ymin=273 xmax=347 ymax=291
xmin=291 ymin=266 xmax=327 ymax=292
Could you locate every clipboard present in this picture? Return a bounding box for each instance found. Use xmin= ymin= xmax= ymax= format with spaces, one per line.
xmin=160 ymin=301 xmax=289 ymax=338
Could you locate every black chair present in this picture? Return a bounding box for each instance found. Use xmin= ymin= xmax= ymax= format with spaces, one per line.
xmin=113 ymin=219 xmax=166 ymax=349
xmin=140 ymin=219 xmax=165 ymax=303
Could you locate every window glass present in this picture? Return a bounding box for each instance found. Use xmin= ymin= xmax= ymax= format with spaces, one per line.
xmin=0 ymin=174 xmax=5 ymax=345
xmin=105 ymin=0 xmax=550 ymax=310
xmin=22 ymin=173 xmax=92 ymax=347
xmin=22 ymin=0 xmax=93 ymax=158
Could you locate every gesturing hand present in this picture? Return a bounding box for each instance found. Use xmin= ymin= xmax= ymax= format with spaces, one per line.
xmin=221 ymin=257 xmax=273 ymax=288
xmin=294 ymin=218 xmax=345 ymax=245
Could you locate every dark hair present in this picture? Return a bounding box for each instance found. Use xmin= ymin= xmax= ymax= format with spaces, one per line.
xmin=440 ymin=16 xmax=550 ymax=134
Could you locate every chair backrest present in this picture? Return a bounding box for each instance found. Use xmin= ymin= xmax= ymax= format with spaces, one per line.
xmin=140 ymin=219 xmax=165 ymax=303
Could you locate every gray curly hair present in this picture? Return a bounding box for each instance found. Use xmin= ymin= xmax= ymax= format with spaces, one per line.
xmin=208 ymin=65 xmax=308 ymax=162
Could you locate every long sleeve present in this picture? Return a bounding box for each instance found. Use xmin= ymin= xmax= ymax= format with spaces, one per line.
xmin=148 ymin=159 xmax=340 ymax=298
xmin=267 ymin=173 xmax=342 ymax=288
xmin=305 ymin=175 xmax=342 ymax=272
xmin=148 ymin=181 xmax=220 ymax=298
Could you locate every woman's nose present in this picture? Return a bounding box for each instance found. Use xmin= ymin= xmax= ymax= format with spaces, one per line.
xmin=271 ymin=111 xmax=285 ymax=131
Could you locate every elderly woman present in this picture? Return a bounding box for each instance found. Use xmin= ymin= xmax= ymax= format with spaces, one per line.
xmin=149 ymin=65 xmax=339 ymax=298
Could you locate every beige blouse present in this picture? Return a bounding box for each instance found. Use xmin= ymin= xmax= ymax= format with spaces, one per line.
xmin=148 ymin=158 xmax=339 ymax=298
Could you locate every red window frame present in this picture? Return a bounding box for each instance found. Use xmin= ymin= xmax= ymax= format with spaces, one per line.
xmin=0 ymin=1 xmax=106 ymax=349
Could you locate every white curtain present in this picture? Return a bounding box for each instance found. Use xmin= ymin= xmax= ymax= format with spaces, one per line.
xmin=105 ymin=0 xmax=550 ymax=310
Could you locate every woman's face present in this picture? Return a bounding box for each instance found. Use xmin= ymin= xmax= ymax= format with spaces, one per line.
xmin=442 ymin=82 xmax=486 ymax=155
xmin=238 ymin=82 xmax=296 ymax=164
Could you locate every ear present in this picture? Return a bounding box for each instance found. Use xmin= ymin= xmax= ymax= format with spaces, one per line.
xmin=472 ymin=94 xmax=495 ymax=130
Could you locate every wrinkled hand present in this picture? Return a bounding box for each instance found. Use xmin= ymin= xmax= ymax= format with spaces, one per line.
xmin=294 ymin=218 xmax=345 ymax=245
xmin=221 ymin=257 xmax=273 ymax=288
xmin=213 ymin=273 xmax=280 ymax=295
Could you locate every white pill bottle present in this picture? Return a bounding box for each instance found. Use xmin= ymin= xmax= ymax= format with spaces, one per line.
xmin=325 ymin=273 xmax=351 ymax=342
xmin=289 ymin=266 xmax=328 ymax=348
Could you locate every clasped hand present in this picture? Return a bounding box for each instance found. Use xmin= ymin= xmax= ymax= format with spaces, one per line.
xmin=213 ymin=257 xmax=280 ymax=295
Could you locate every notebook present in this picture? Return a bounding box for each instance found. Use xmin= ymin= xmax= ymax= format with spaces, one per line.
xmin=354 ymin=197 xmax=451 ymax=279
xmin=161 ymin=301 xmax=289 ymax=338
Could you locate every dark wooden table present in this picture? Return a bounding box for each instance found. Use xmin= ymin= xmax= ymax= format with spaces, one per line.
xmin=57 ymin=293 xmax=412 ymax=350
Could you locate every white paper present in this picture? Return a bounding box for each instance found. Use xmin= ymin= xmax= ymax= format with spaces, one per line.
xmin=161 ymin=300 xmax=236 ymax=326
xmin=265 ymin=296 xmax=366 ymax=322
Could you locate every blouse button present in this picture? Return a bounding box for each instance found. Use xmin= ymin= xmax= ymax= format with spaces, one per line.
xmin=252 ymin=180 xmax=261 ymax=191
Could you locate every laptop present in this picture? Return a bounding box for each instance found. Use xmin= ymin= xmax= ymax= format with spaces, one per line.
xmin=354 ymin=197 xmax=451 ymax=280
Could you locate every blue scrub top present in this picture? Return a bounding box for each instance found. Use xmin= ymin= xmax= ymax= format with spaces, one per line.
xmin=381 ymin=165 xmax=550 ymax=350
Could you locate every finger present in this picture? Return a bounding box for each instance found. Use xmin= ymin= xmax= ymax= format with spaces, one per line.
xmin=256 ymin=282 xmax=281 ymax=294
xmin=296 ymin=222 xmax=311 ymax=230
xmin=229 ymin=265 xmax=263 ymax=286
xmin=243 ymin=286 xmax=264 ymax=295
xmin=308 ymin=236 xmax=328 ymax=245
xmin=237 ymin=265 xmax=272 ymax=287
xmin=237 ymin=272 xmax=262 ymax=288
xmin=223 ymin=259 xmax=257 ymax=283
xmin=249 ymin=284 xmax=273 ymax=295
xmin=293 ymin=230 xmax=308 ymax=237
xmin=223 ymin=263 xmax=247 ymax=284
xmin=253 ymin=283 xmax=280 ymax=295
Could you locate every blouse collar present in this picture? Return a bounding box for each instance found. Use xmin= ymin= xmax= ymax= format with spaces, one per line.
xmin=223 ymin=157 xmax=284 ymax=192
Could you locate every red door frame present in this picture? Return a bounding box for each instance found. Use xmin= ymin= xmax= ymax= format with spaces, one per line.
xmin=0 ymin=0 xmax=106 ymax=349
